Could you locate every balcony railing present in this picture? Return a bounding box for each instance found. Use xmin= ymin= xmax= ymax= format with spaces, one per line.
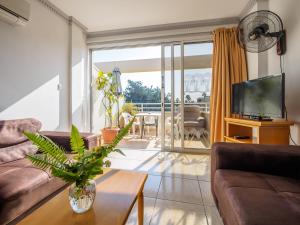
xmin=133 ymin=102 xmax=210 ymax=113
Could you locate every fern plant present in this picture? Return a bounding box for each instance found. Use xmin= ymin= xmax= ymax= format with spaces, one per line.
xmin=25 ymin=119 xmax=134 ymax=188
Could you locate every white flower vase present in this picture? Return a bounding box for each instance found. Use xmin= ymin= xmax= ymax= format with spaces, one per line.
xmin=68 ymin=179 xmax=96 ymax=213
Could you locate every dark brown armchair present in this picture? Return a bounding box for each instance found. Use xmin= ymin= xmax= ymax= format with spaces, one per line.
xmin=211 ymin=142 xmax=300 ymax=225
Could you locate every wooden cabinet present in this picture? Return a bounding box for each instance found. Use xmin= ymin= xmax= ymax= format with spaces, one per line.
xmin=224 ymin=117 xmax=294 ymax=145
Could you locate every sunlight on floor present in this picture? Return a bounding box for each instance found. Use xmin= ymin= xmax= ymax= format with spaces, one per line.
xmin=118 ymin=135 xmax=161 ymax=150
xmin=118 ymin=133 xmax=210 ymax=150
xmin=108 ymin=149 xmax=223 ymax=225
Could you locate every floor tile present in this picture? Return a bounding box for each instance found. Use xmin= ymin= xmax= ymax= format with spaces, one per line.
xmin=118 ymin=135 xmax=161 ymax=150
xmin=110 ymin=149 xmax=218 ymax=225
xmin=196 ymin=163 xmax=211 ymax=181
xmin=185 ymin=154 xmax=211 ymax=163
xmin=110 ymin=149 xmax=160 ymax=161
xmin=163 ymin=159 xmax=198 ymax=180
xmin=144 ymin=175 xmax=162 ymax=198
xmin=199 ymin=181 xmax=215 ymax=206
xmin=155 ymin=152 xmax=210 ymax=163
xmin=135 ymin=157 xmax=172 ymax=176
xmin=126 ymin=197 xmax=156 ymax=225
xmin=156 ymin=152 xmax=181 ymax=161
xmin=157 ymin=177 xmax=202 ymax=204
xmin=150 ymin=199 xmax=208 ymax=225
xmin=205 ymin=206 xmax=224 ymax=225
xmin=109 ymin=158 xmax=145 ymax=171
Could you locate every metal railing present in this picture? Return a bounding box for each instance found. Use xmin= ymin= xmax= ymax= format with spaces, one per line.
xmin=133 ymin=102 xmax=210 ymax=113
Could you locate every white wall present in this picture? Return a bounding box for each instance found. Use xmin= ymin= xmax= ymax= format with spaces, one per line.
xmin=246 ymin=0 xmax=300 ymax=144
xmin=71 ymin=22 xmax=88 ymax=131
xmin=244 ymin=0 xmax=270 ymax=79
xmin=245 ymin=3 xmax=259 ymax=80
xmin=267 ymin=0 xmax=300 ymax=144
xmin=90 ymin=65 xmax=107 ymax=133
xmin=0 ymin=0 xmax=88 ymax=131
xmin=0 ymin=0 xmax=69 ymax=130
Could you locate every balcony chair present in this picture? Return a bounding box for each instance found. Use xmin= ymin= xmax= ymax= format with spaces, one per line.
xmin=121 ymin=112 xmax=141 ymax=136
xmin=176 ymin=105 xmax=206 ymax=140
xmin=142 ymin=115 xmax=158 ymax=137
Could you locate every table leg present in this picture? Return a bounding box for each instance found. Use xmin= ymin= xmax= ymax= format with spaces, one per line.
xmin=140 ymin=116 xmax=144 ymax=139
xmin=138 ymin=191 xmax=144 ymax=225
xmin=155 ymin=116 xmax=158 ymax=137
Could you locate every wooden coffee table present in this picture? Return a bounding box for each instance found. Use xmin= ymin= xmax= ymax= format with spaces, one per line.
xmin=17 ymin=169 xmax=148 ymax=225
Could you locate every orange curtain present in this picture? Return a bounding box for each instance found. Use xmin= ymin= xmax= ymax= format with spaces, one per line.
xmin=210 ymin=27 xmax=248 ymax=144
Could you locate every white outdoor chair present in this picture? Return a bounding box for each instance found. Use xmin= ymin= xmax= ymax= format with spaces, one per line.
xmin=121 ymin=112 xmax=140 ymax=136
xmin=143 ymin=115 xmax=158 ymax=137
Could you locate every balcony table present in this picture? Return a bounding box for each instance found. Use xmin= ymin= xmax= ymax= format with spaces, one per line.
xmin=135 ymin=112 xmax=161 ymax=139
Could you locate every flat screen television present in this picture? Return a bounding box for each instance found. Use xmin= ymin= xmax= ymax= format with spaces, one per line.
xmin=232 ymin=74 xmax=285 ymax=118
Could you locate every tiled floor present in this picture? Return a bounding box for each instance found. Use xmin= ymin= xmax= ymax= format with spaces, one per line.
xmin=108 ymin=149 xmax=224 ymax=225
xmin=117 ymin=133 xmax=210 ymax=150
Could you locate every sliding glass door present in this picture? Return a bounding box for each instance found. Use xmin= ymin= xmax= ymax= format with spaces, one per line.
xmin=161 ymin=44 xmax=183 ymax=151
xmin=161 ymin=42 xmax=213 ymax=152
xmin=91 ymin=46 xmax=162 ymax=150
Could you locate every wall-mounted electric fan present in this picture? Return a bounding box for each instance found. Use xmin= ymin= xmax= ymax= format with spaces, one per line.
xmin=237 ymin=10 xmax=286 ymax=55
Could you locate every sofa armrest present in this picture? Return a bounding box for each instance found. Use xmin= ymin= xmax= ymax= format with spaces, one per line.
xmin=39 ymin=131 xmax=100 ymax=152
xmin=211 ymin=142 xmax=300 ymax=182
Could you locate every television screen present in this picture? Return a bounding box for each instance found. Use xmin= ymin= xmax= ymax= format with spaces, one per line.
xmin=232 ymin=74 xmax=285 ymax=118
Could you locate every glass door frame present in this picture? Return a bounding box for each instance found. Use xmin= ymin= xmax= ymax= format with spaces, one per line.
xmin=161 ymin=41 xmax=212 ymax=152
xmin=161 ymin=42 xmax=184 ymax=152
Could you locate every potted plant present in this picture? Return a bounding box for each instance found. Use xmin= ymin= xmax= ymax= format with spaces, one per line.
xmin=95 ymin=71 xmax=120 ymax=144
xmin=24 ymin=120 xmax=133 ymax=214
xmin=121 ymin=102 xmax=138 ymax=116
xmin=119 ymin=102 xmax=138 ymax=129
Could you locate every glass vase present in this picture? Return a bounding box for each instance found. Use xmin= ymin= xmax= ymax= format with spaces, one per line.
xmin=68 ymin=179 xmax=96 ymax=213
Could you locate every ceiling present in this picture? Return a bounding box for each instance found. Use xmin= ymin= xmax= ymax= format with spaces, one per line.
xmin=49 ymin=0 xmax=249 ymax=32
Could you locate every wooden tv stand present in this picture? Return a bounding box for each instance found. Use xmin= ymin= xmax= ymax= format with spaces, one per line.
xmin=224 ymin=117 xmax=294 ymax=145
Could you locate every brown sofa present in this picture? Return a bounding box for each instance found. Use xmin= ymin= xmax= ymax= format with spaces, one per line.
xmin=0 ymin=119 xmax=99 ymax=225
xmin=211 ymin=142 xmax=300 ymax=225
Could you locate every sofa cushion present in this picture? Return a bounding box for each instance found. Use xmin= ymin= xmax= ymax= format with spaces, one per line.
xmin=0 ymin=141 xmax=38 ymax=164
xmin=0 ymin=158 xmax=67 ymax=224
xmin=214 ymin=169 xmax=300 ymax=225
xmin=0 ymin=118 xmax=42 ymax=148
xmin=0 ymin=158 xmax=51 ymax=200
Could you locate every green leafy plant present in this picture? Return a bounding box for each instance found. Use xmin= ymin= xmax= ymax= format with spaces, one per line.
xmin=95 ymin=71 xmax=119 ymax=127
xmin=25 ymin=119 xmax=134 ymax=188
xmin=121 ymin=102 xmax=138 ymax=116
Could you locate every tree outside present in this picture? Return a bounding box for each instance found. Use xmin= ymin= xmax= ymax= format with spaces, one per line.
xmin=124 ymin=80 xmax=161 ymax=103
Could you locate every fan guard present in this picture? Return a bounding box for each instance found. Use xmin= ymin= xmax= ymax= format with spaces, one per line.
xmin=238 ymin=10 xmax=285 ymax=54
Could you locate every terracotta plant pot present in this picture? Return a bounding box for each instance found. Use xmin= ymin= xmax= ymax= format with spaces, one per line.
xmin=102 ymin=127 xmax=119 ymax=144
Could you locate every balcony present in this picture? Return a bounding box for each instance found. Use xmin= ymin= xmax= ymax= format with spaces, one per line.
xmin=118 ymin=102 xmax=210 ymax=150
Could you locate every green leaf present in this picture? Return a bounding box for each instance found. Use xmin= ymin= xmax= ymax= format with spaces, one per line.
xmin=27 ymin=154 xmax=55 ymax=171
xmin=51 ymin=167 xmax=79 ymax=183
xmin=104 ymin=160 xmax=111 ymax=167
xmin=70 ymin=125 xmax=85 ymax=155
xmin=89 ymin=167 xmax=103 ymax=177
xmin=114 ymin=148 xmax=126 ymax=156
xmin=107 ymin=118 xmax=134 ymax=150
xmin=25 ymin=116 xmax=131 ymax=187
xmin=98 ymin=71 xmax=104 ymax=77
xmin=24 ymin=132 xmax=68 ymax=165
